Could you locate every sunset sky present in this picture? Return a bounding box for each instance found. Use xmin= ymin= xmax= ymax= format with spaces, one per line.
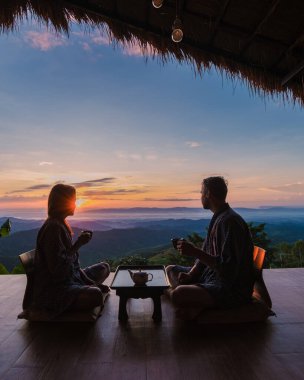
xmin=0 ymin=20 xmax=304 ymax=217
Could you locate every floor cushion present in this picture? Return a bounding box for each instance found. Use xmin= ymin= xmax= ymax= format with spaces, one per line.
xmin=195 ymin=297 xmax=275 ymax=324
xmin=18 ymin=293 xmax=109 ymax=322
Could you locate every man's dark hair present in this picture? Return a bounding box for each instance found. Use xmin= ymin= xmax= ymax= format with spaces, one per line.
xmin=202 ymin=176 xmax=228 ymax=201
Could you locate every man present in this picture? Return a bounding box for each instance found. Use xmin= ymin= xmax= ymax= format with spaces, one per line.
xmin=166 ymin=176 xmax=254 ymax=318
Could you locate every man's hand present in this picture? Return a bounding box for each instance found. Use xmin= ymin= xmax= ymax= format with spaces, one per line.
xmin=177 ymin=239 xmax=216 ymax=269
xmin=177 ymin=240 xmax=198 ymax=257
xmin=178 ymin=272 xmax=194 ymax=284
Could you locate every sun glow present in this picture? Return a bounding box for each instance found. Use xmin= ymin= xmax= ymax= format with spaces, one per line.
xmin=76 ymin=199 xmax=86 ymax=208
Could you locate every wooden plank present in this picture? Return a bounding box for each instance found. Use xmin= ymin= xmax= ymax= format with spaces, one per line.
xmin=0 ymin=271 xmax=304 ymax=379
xmin=272 ymin=30 xmax=304 ymax=69
xmin=208 ymin=0 xmax=232 ymax=45
xmin=59 ymin=363 xmax=112 ymax=380
xmin=281 ymin=60 xmax=304 ymax=86
xmin=240 ymin=0 xmax=281 ymax=55
xmin=76 ymin=294 xmax=120 ymax=364
xmin=274 ymin=353 xmax=304 ymax=379
xmin=1 ymin=367 xmax=42 ymax=380
xmin=0 ymin=327 xmax=38 ymax=379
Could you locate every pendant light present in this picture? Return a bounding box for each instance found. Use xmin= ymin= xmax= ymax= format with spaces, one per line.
xmin=171 ymin=0 xmax=183 ymax=43
xmin=152 ymin=0 xmax=164 ymax=8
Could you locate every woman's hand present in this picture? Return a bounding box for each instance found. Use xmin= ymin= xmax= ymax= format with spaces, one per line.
xmin=75 ymin=230 xmax=93 ymax=248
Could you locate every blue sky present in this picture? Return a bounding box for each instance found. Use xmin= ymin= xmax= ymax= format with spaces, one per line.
xmin=0 ymin=21 xmax=304 ymax=215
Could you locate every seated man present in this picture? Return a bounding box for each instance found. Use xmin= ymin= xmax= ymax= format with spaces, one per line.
xmin=166 ymin=176 xmax=254 ymax=320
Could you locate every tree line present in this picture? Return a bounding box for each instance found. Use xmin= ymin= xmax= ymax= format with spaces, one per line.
xmin=101 ymin=223 xmax=304 ymax=271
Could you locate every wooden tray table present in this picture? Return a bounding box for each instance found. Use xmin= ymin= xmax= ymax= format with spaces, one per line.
xmin=110 ymin=265 xmax=170 ymax=322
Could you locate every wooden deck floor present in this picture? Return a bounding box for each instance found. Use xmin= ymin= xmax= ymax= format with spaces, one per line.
xmin=0 ymin=269 xmax=304 ymax=380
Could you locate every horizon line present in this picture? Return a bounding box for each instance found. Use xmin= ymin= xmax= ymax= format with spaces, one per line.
xmin=1 ymin=205 xmax=304 ymax=215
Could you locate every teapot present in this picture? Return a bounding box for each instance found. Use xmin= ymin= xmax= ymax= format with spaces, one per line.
xmin=128 ymin=269 xmax=153 ymax=285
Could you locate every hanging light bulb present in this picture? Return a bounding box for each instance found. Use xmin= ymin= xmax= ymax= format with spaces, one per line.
xmin=152 ymin=0 xmax=164 ymax=8
xmin=172 ymin=17 xmax=183 ymax=43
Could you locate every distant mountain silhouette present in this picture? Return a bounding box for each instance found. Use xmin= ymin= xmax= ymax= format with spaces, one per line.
xmin=1 ymin=211 xmax=304 ymax=271
xmin=2 ymin=205 xmax=304 ymax=234
xmin=82 ymin=207 xmax=202 ymax=213
xmin=0 ymin=223 xmax=209 ymax=270
xmin=81 ymin=206 xmax=304 ymax=213
xmin=0 ymin=217 xmax=44 ymax=233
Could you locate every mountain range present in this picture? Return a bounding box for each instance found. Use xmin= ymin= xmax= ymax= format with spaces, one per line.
xmin=0 ymin=209 xmax=304 ymax=271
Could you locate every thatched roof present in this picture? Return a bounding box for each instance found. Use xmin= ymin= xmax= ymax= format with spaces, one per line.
xmin=1 ymin=0 xmax=304 ymax=105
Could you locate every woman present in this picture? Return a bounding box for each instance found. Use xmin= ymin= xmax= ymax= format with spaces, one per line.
xmin=32 ymin=184 xmax=110 ymax=318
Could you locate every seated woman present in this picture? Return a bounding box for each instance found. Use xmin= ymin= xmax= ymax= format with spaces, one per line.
xmin=31 ymin=184 xmax=110 ymax=318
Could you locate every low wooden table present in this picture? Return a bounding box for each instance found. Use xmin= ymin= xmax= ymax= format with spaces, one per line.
xmin=110 ymin=265 xmax=170 ymax=322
